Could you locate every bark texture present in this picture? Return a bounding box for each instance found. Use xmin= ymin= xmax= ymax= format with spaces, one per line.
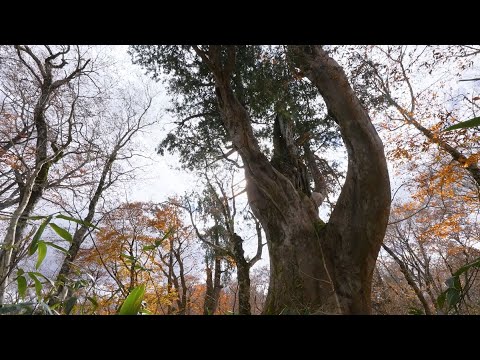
xmin=291 ymin=46 xmax=391 ymax=313
xmin=197 ymin=45 xmax=391 ymax=313
xmin=231 ymin=233 xmax=251 ymax=315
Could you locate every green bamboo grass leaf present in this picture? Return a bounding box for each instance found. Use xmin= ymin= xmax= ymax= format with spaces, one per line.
xmin=49 ymin=223 xmax=73 ymax=242
xmin=444 ymin=116 xmax=480 ymax=131
xmin=142 ymin=227 xmax=174 ymax=251
xmin=87 ymin=296 xmax=99 ymax=311
xmin=35 ymin=241 xmax=47 ymax=270
xmin=29 ymin=215 xmax=53 ymax=255
xmin=64 ymin=297 xmax=77 ymax=315
xmin=27 ymin=216 xmax=48 ymax=220
xmin=119 ymin=284 xmax=146 ymax=315
xmin=28 ymin=272 xmax=54 ymax=286
xmin=55 ymin=214 xmax=99 ymax=230
xmin=17 ymin=275 xmax=27 ymax=299
xmin=28 ymin=273 xmax=42 ymax=298
xmin=452 ymin=257 xmax=480 ymax=277
xmin=43 ymin=242 xmax=69 ymax=254
xmin=0 ymin=303 xmax=35 ymax=315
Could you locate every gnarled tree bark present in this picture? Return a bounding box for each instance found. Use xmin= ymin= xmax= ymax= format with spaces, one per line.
xmin=194 ymin=45 xmax=390 ymax=314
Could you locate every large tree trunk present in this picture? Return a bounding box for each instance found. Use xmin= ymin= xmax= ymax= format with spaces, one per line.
xmin=201 ymin=45 xmax=390 ymax=314
xmin=210 ymin=55 xmax=334 ymax=314
xmin=291 ymin=46 xmax=391 ymax=313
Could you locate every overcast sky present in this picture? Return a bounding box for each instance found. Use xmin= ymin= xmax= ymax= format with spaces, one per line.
xmin=109 ymin=46 xmax=198 ymax=203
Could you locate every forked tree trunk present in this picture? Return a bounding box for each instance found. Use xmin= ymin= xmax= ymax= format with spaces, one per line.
xmin=203 ymin=45 xmax=390 ymax=314
xmin=294 ymin=46 xmax=391 ymax=313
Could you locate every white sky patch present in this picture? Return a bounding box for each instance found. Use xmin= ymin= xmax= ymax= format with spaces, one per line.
xmin=104 ymin=45 xmax=198 ymax=203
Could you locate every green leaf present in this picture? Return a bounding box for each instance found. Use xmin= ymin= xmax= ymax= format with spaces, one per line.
xmin=408 ymin=307 xmax=424 ymax=315
xmin=27 ymin=215 xmax=49 ymax=220
xmin=73 ymin=279 xmax=89 ymax=289
xmin=437 ymin=291 xmax=446 ymax=309
xmin=0 ymin=303 xmax=35 ymax=315
xmin=445 ymin=276 xmax=461 ymax=291
xmin=35 ymin=241 xmax=47 ymax=270
xmin=452 ymin=257 xmax=480 ymax=277
xmin=28 ymin=273 xmax=42 ymax=298
xmin=29 ymin=215 xmax=53 ymax=256
xmin=84 ymin=272 xmax=96 ymax=284
xmin=161 ymin=227 xmax=175 ymax=241
xmin=43 ymin=242 xmax=70 ymax=254
xmin=444 ymin=116 xmax=480 ymax=131
xmin=49 ymin=223 xmax=73 ymax=242
xmin=55 ymin=214 xmax=99 ymax=230
xmin=64 ymin=297 xmax=77 ymax=315
xmin=49 ymin=302 xmax=61 ymax=310
xmin=120 ymin=253 xmax=136 ymax=261
xmin=17 ymin=275 xmax=27 ymax=299
xmin=119 ymin=284 xmax=146 ymax=315
xmin=142 ymin=229 xmax=174 ymax=251
xmin=28 ymin=272 xmax=54 ymax=286
xmin=17 ymin=268 xmax=25 ymax=276
xmin=446 ymin=288 xmax=461 ymax=309
xmin=134 ymin=264 xmax=149 ymax=272
xmin=87 ymin=296 xmax=99 ymax=309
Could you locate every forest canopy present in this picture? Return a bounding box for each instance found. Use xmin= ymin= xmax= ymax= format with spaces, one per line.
xmin=0 ymin=45 xmax=479 ymax=315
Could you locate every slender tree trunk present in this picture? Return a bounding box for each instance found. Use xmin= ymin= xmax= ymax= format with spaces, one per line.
xmin=231 ymin=233 xmax=251 ymax=315
xmin=0 ymin=46 xmax=89 ymax=305
xmin=206 ymin=45 xmax=390 ymax=314
xmin=174 ymin=246 xmax=188 ymax=314
xmin=203 ymin=224 xmax=223 ymax=315
xmin=203 ymin=255 xmax=222 ymax=315
xmin=212 ymin=256 xmax=222 ymax=311
xmin=167 ymin=240 xmax=175 ymax=315
xmin=203 ymin=257 xmax=222 ymax=315
xmin=50 ymin=153 xmax=116 ymax=305
xmin=236 ymin=263 xmax=251 ymax=315
xmin=0 ymin=168 xmax=43 ymax=305
xmin=0 ymin=82 xmax=52 ymax=304
xmin=382 ymin=244 xmax=433 ymax=315
xmin=203 ymin=264 xmax=214 ymax=315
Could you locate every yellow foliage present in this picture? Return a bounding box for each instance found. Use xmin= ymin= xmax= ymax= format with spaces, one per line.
xmin=76 ymin=201 xmax=196 ymax=314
